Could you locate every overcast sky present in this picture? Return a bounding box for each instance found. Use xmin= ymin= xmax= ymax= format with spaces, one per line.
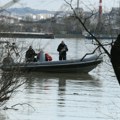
xmin=0 ymin=0 xmax=119 ymax=12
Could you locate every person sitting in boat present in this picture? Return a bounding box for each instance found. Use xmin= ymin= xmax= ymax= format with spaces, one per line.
xmin=37 ymin=50 xmax=52 ymax=62
xmin=57 ymin=41 xmax=68 ymax=60
xmin=45 ymin=53 xmax=52 ymax=61
xmin=25 ymin=46 xmax=37 ymax=62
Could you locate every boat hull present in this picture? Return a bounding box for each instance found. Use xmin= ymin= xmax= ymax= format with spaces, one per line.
xmin=1 ymin=56 xmax=102 ymax=73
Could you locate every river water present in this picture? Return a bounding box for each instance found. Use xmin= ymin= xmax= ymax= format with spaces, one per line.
xmin=0 ymin=38 xmax=120 ymax=120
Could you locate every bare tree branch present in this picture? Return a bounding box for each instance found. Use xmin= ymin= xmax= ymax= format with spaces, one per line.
xmin=64 ymin=0 xmax=111 ymax=58
xmin=0 ymin=71 xmax=26 ymax=106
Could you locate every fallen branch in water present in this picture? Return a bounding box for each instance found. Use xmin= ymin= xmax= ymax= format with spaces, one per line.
xmin=3 ymin=102 xmax=35 ymax=111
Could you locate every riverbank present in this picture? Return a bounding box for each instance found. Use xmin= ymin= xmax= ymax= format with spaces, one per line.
xmin=54 ymin=34 xmax=84 ymax=38
xmin=0 ymin=32 xmax=54 ymax=39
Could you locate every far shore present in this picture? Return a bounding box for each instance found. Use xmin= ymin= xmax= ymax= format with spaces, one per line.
xmin=54 ymin=34 xmax=84 ymax=38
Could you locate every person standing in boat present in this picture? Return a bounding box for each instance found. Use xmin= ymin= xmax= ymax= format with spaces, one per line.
xmin=57 ymin=41 xmax=68 ymax=60
xmin=25 ymin=46 xmax=37 ymax=62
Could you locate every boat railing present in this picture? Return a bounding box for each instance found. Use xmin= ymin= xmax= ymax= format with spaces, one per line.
xmin=80 ymin=46 xmax=102 ymax=61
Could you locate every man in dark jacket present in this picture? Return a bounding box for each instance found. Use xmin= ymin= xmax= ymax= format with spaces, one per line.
xmin=25 ymin=46 xmax=36 ymax=62
xmin=57 ymin=41 xmax=68 ymax=60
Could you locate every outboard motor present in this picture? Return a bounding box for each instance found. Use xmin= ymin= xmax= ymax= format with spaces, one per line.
xmin=2 ymin=56 xmax=14 ymax=65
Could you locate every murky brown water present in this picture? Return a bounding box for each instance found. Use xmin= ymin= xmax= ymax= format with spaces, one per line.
xmin=0 ymin=38 xmax=120 ymax=120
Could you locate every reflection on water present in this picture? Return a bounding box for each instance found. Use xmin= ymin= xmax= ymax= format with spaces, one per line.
xmin=22 ymin=72 xmax=101 ymax=90
xmin=0 ymin=70 xmax=120 ymax=120
xmin=0 ymin=72 xmax=105 ymax=120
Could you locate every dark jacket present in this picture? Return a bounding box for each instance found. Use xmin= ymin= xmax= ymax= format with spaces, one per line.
xmin=57 ymin=43 xmax=68 ymax=56
xmin=26 ymin=48 xmax=36 ymax=59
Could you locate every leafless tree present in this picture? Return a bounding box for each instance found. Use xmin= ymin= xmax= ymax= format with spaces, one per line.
xmin=64 ymin=0 xmax=120 ymax=84
xmin=0 ymin=71 xmax=25 ymax=107
xmin=64 ymin=0 xmax=111 ymax=56
xmin=0 ymin=38 xmax=26 ymax=107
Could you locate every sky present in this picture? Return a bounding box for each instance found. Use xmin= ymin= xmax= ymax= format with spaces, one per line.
xmin=0 ymin=0 xmax=119 ymax=12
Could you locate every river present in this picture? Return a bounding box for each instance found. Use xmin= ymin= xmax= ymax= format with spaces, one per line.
xmin=0 ymin=38 xmax=120 ymax=120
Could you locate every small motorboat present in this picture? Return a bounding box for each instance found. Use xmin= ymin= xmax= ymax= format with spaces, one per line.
xmin=0 ymin=54 xmax=102 ymax=73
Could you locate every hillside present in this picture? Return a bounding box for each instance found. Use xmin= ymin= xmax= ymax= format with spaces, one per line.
xmin=7 ymin=7 xmax=56 ymax=15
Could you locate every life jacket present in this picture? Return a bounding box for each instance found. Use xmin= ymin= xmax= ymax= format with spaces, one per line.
xmin=45 ymin=53 xmax=52 ymax=61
